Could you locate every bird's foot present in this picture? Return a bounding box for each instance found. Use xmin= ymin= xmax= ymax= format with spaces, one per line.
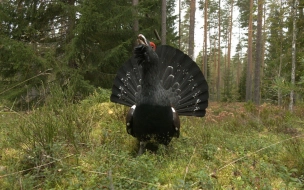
xmin=137 ymin=141 xmax=147 ymax=156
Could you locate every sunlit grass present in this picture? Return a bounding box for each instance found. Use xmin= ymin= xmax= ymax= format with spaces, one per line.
xmin=0 ymin=94 xmax=304 ymax=189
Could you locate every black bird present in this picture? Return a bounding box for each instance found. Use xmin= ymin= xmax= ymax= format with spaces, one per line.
xmin=110 ymin=34 xmax=209 ymax=155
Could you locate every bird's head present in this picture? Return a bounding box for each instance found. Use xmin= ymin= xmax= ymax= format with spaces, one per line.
xmin=137 ymin=34 xmax=156 ymax=51
xmin=135 ymin=34 xmax=158 ymax=67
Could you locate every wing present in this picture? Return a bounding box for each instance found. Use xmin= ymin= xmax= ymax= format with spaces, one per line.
xmin=126 ymin=105 xmax=136 ymax=136
xmin=172 ymin=107 xmax=180 ymax=138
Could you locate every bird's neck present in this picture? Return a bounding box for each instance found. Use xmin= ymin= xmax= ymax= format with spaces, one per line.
xmin=139 ymin=65 xmax=168 ymax=105
xmin=141 ymin=62 xmax=160 ymax=90
xmin=137 ymin=49 xmax=170 ymax=105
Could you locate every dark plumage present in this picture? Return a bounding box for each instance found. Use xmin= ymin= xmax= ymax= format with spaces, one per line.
xmin=111 ymin=34 xmax=209 ymax=155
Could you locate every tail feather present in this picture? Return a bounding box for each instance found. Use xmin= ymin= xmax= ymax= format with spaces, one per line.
xmin=163 ymin=74 xmax=174 ymax=90
xmin=161 ymin=66 xmax=174 ymax=90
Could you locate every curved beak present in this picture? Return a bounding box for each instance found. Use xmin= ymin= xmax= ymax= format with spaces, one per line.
xmin=137 ymin=34 xmax=148 ymax=46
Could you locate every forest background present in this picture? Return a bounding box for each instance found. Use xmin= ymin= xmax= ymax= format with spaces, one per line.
xmin=0 ymin=0 xmax=304 ymax=189
xmin=0 ymin=0 xmax=303 ymax=107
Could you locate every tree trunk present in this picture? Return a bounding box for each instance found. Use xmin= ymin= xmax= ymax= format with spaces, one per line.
xmin=133 ymin=0 xmax=139 ymax=47
xmin=254 ymin=0 xmax=263 ymax=105
xmin=236 ymin=27 xmax=242 ymax=87
xmin=188 ymin=0 xmax=195 ymax=59
xmin=133 ymin=0 xmax=139 ymax=33
xmin=66 ymin=0 xmax=76 ymax=68
xmin=203 ymin=0 xmax=208 ymax=78
xmin=161 ymin=0 xmax=166 ymax=45
xmin=179 ymin=0 xmax=181 ymax=49
xmin=227 ymin=0 xmax=233 ymax=75
xmin=214 ymin=39 xmax=217 ymax=100
xmin=246 ymin=0 xmax=253 ymax=101
xmin=217 ymin=0 xmax=221 ymax=101
xmin=237 ymin=56 xmax=241 ymax=87
xmin=289 ymin=0 xmax=297 ymax=112
xmin=278 ymin=0 xmax=283 ymax=106
xmin=260 ymin=0 xmax=266 ymax=103
xmin=227 ymin=0 xmax=233 ymax=97
xmin=66 ymin=0 xmax=75 ymax=44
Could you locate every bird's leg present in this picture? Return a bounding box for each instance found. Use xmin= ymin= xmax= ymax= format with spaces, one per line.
xmin=137 ymin=141 xmax=147 ymax=156
xmin=162 ymin=142 xmax=172 ymax=155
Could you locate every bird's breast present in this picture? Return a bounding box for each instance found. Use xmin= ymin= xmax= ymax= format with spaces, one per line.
xmin=132 ymin=104 xmax=173 ymax=131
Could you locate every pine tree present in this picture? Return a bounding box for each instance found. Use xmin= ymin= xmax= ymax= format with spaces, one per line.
xmin=0 ymin=0 xmax=179 ymax=105
xmin=217 ymin=0 xmax=221 ymax=101
xmin=203 ymin=0 xmax=208 ymax=79
xmin=161 ymin=0 xmax=166 ymax=45
xmin=253 ymin=0 xmax=263 ymax=105
xmin=245 ymin=0 xmax=254 ymax=102
xmin=0 ymin=0 xmax=64 ymax=104
xmin=289 ymin=0 xmax=298 ymax=111
xmin=180 ymin=0 xmax=190 ymax=53
xmin=188 ymin=0 xmax=196 ymax=59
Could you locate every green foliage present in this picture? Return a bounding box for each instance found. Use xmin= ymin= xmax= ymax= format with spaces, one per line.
xmin=70 ymin=0 xmax=178 ymax=88
xmin=238 ymin=63 xmax=247 ymax=101
xmin=222 ymin=68 xmax=234 ymax=102
xmin=201 ymin=143 xmax=217 ymax=160
xmin=2 ymin=84 xmax=103 ymax=178
xmin=1 ymin=100 xmax=304 ymax=189
xmin=235 ymin=0 xmax=257 ymax=29
xmin=244 ymin=101 xmax=256 ymax=113
xmin=278 ymin=166 xmax=303 ymax=189
xmin=0 ymin=0 xmax=179 ymax=106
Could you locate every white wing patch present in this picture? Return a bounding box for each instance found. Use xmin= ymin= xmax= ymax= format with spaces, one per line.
xmin=171 ymin=107 xmax=176 ymax=113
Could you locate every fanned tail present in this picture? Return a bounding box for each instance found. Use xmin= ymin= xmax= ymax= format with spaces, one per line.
xmin=111 ymin=45 xmax=209 ymax=116
xmin=156 ymin=45 xmax=209 ymax=117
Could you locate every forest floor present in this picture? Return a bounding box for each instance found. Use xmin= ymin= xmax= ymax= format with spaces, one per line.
xmin=0 ymin=91 xmax=304 ymax=189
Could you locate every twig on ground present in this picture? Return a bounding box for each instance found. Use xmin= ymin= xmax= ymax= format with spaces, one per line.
xmin=0 ymin=154 xmax=75 ymax=178
xmin=183 ymin=146 xmax=197 ymax=182
xmin=216 ymin=134 xmax=304 ymax=173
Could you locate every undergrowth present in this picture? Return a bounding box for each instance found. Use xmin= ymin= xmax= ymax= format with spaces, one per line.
xmin=0 ymin=90 xmax=304 ymax=189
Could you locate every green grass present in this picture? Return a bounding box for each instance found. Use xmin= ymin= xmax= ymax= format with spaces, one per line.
xmin=0 ymin=92 xmax=304 ymax=189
